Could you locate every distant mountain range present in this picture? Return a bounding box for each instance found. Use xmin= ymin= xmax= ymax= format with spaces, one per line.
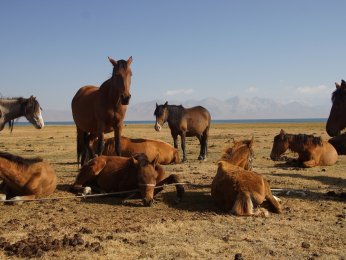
xmin=42 ymin=97 xmax=331 ymax=122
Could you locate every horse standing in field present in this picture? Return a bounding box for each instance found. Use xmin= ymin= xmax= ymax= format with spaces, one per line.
xmin=71 ymin=56 xmax=133 ymax=162
xmin=326 ymin=80 xmax=346 ymax=137
xmin=270 ymin=129 xmax=338 ymax=167
xmin=0 ymin=151 xmax=57 ymax=202
xmin=0 ymin=96 xmax=44 ymax=132
xmin=72 ymin=153 xmax=184 ymax=207
xmin=211 ymin=137 xmax=282 ymax=216
xmin=154 ymin=102 xmax=211 ymax=162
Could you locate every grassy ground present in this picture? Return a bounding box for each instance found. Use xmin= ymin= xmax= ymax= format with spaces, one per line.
xmin=0 ymin=122 xmax=345 ymax=259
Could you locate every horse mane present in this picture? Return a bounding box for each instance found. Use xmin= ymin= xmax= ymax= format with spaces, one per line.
xmin=0 ymin=151 xmax=43 ymax=166
xmin=167 ymin=105 xmax=185 ymax=124
xmin=290 ymin=134 xmax=323 ymax=146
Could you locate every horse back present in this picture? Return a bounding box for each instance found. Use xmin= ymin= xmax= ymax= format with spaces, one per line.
xmin=182 ymin=106 xmax=211 ymax=134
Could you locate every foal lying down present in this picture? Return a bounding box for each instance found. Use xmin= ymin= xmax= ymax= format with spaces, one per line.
xmin=72 ymin=154 xmax=184 ymax=206
xmin=211 ymin=137 xmax=282 ymax=216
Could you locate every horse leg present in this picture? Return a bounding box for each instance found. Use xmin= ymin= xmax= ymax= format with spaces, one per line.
xmin=154 ymin=174 xmax=185 ymax=203
xmin=302 ymin=159 xmax=317 ymax=168
xmin=181 ymin=132 xmax=187 ymax=162
xmin=197 ymin=135 xmax=204 ymax=160
xmin=172 ymin=132 xmax=179 ymax=149
xmin=8 ymin=195 xmax=36 ymax=205
xmin=113 ymin=123 xmax=123 ymax=156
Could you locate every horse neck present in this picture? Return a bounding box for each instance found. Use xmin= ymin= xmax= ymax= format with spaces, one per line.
xmin=287 ymin=134 xmax=304 ymax=153
xmin=166 ymin=105 xmax=183 ymax=126
xmin=0 ymin=99 xmax=25 ymax=127
xmin=100 ymin=78 xmax=121 ymax=105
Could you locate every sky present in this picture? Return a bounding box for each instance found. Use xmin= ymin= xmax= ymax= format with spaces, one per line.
xmin=0 ymin=1 xmax=345 ymax=111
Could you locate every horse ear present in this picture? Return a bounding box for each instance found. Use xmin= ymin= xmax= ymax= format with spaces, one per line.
xmin=164 ymin=101 xmax=168 ymax=107
xmin=341 ymin=79 xmax=346 ymax=87
xmin=248 ymin=135 xmax=254 ymax=148
xmin=127 ymin=56 xmax=133 ymax=66
xmin=156 ymin=102 xmax=158 ymax=108
xmin=131 ymin=156 xmax=138 ymax=166
xmin=336 ymin=82 xmax=341 ymax=89
xmin=280 ymin=129 xmax=285 ymax=135
xmin=108 ymin=56 xmax=117 ymax=66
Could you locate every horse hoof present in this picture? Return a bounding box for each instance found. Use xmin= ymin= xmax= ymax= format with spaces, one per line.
xmin=82 ymin=186 xmax=92 ymax=196
xmin=9 ymin=197 xmax=24 ymax=205
xmin=0 ymin=194 xmax=6 ymax=201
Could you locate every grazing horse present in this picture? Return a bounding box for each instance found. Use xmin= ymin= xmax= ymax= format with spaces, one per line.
xmin=72 ymin=153 xmax=185 ymax=207
xmin=326 ymin=80 xmax=346 ymax=137
xmin=0 ymin=151 xmax=57 ymax=202
xmin=270 ymin=129 xmax=338 ymax=167
xmin=211 ymin=137 xmax=282 ymax=216
xmin=328 ymin=133 xmax=346 ymax=155
xmin=0 ymin=96 xmax=44 ymax=132
xmin=154 ymin=102 xmax=211 ymax=162
xmin=71 ymin=56 xmax=133 ymax=160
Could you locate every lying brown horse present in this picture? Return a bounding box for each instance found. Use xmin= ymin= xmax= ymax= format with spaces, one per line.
xmin=270 ymin=129 xmax=338 ymax=167
xmin=328 ymin=133 xmax=346 ymax=155
xmin=0 ymin=96 xmax=44 ymax=132
xmin=94 ymin=136 xmax=180 ymax=165
xmin=0 ymin=151 xmax=57 ymax=202
xmin=71 ymin=56 xmax=133 ymax=159
xmin=72 ymin=153 xmax=184 ymax=206
xmin=154 ymin=102 xmax=211 ymax=162
xmin=211 ymin=137 xmax=281 ymax=216
xmin=326 ymin=80 xmax=346 ymax=137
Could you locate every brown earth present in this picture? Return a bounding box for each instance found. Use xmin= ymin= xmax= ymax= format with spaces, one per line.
xmin=0 ymin=122 xmax=345 ymax=259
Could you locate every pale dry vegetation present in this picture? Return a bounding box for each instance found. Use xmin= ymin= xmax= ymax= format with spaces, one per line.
xmin=0 ymin=122 xmax=345 ymax=259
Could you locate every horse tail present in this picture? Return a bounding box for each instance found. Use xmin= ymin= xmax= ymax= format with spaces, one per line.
xmin=231 ymin=192 xmax=253 ymax=216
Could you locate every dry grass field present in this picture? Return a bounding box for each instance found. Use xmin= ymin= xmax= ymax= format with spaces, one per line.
xmin=0 ymin=122 xmax=345 ymax=259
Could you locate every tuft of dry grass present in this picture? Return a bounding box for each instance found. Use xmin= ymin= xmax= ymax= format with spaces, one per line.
xmin=0 ymin=122 xmax=345 ymax=259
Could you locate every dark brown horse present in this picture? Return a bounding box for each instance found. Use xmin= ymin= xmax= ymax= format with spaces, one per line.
xmin=154 ymin=102 xmax=211 ymax=162
xmin=211 ymin=137 xmax=281 ymax=216
xmin=0 ymin=96 xmax=44 ymax=132
xmin=0 ymin=151 xmax=57 ymax=202
xmin=71 ymin=56 xmax=132 ymax=160
xmin=270 ymin=129 xmax=338 ymax=167
xmin=72 ymin=153 xmax=184 ymax=206
xmin=326 ymin=80 xmax=346 ymax=137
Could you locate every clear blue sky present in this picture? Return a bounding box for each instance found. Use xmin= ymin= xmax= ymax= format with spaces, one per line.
xmin=1 ymin=1 xmax=345 ymax=110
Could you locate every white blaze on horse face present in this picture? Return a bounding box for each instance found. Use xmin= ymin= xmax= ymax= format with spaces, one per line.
xmin=154 ymin=123 xmax=162 ymax=132
xmin=37 ymin=109 xmax=44 ymax=128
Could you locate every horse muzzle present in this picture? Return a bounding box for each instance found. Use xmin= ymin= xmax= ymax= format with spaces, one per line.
xmin=154 ymin=123 xmax=162 ymax=132
xmin=120 ymin=94 xmax=131 ymax=105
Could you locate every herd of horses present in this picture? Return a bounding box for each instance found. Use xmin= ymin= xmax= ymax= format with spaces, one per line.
xmin=0 ymin=56 xmax=345 ymax=216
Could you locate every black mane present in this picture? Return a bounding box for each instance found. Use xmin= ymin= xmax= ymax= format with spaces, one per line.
xmin=290 ymin=134 xmax=323 ymax=146
xmin=0 ymin=151 xmax=43 ymax=166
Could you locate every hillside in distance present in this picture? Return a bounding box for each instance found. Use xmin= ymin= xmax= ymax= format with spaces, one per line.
xmin=42 ymin=97 xmax=330 ymax=122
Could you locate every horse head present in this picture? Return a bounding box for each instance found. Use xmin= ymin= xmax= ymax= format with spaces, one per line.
xmin=326 ymin=80 xmax=346 ymax=137
xmin=154 ymin=101 xmax=168 ymax=131
xmin=23 ymin=96 xmax=44 ymax=129
xmin=221 ymin=136 xmax=254 ymax=170
xmin=108 ymin=56 xmax=133 ymax=105
xmin=270 ymin=129 xmax=289 ymax=160
xmin=132 ymin=153 xmax=160 ymax=207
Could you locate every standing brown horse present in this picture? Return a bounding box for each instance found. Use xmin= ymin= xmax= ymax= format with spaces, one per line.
xmin=270 ymin=129 xmax=338 ymax=167
xmin=211 ymin=137 xmax=281 ymax=216
xmin=0 ymin=96 xmax=44 ymax=132
xmin=72 ymin=153 xmax=184 ymax=207
xmin=0 ymin=151 xmax=57 ymax=202
xmin=154 ymin=102 xmax=211 ymax=162
xmin=71 ymin=56 xmax=132 ymax=160
xmin=326 ymin=80 xmax=346 ymax=137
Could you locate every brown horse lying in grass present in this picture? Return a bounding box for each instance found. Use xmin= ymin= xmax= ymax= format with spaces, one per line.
xmin=270 ymin=129 xmax=338 ymax=167
xmin=211 ymin=137 xmax=281 ymax=216
xmin=98 ymin=136 xmax=180 ymax=165
xmin=72 ymin=154 xmax=184 ymax=206
xmin=0 ymin=151 xmax=57 ymax=202
xmin=328 ymin=133 xmax=346 ymax=155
